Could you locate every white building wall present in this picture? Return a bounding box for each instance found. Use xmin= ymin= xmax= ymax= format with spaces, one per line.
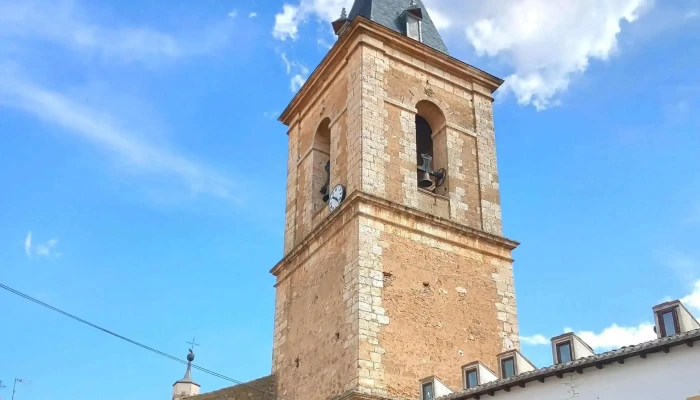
xmin=571 ymin=336 xmax=594 ymax=359
xmin=484 ymin=345 xmax=700 ymax=400
xmin=433 ymin=378 xmax=453 ymax=398
xmin=476 ymin=364 xmax=498 ymax=385
xmin=678 ymin=307 xmax=700 ymax=332
xmin=514 ymin=355 xmax=534 ymax=375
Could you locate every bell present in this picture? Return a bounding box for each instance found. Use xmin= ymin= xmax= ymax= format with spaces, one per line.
xmin=417 ymin=154 xmax=435 ymax=188
xmin=418 ymin=169 xmax=433 ymax=188
xmin=321 ymin=161 xmax=331 ymax=202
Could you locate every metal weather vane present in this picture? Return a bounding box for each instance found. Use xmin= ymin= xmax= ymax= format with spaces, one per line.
xmin=186 ymin=337 xmax=200 ymax=353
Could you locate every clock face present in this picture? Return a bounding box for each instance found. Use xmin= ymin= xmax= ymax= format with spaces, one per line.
xmin=328 ymin=184 xmax=346 ymax=213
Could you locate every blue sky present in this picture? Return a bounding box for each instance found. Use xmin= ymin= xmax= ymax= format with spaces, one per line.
xmin=1 ymin=0 xmax=699 ymax=399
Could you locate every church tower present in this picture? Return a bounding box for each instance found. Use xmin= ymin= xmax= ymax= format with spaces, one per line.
xmin=172 ymin=349 xmax=200 ymax=400
xmin=271 ymin=1 xmax=519 ymax=400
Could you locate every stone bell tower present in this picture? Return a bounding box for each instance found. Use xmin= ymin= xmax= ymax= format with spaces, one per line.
xmin=270 ymin=1 xmax=519 ymax=400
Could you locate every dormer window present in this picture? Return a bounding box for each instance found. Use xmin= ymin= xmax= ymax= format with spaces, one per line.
xmin=555 ymin=341 xmax=573 ymax=364
xmin=418 ymin=376 xmax=452 ymax=400
xmin=464 ymin=368 xmax=478 ymax=389
xmin=461 ymin=361 xmax=498 ymax=389
xmin=406 ymin=14 xmax=422 ymax=41
xmin=421 ymin=381 xmax=434 ymax=400
xmin=550 ymin=332 xmax=595 ymax=364
xmin=402 ymin=4 xmax=424 ymax=43
xmin=653 ymin=300 xmax=699 ymax=338
xmin=500 ymin=357 xmax=516 ymax=379
xmin=657 ymin=308 xmax=681 ymax=337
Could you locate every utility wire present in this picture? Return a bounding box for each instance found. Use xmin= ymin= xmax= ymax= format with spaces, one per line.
xmin=0 ymin=282 xmax=277 ymax=398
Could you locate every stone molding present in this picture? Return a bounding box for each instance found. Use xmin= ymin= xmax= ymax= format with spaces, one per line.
xmin=279 ymin=17 xmax=504 ymax=128
xmin=271 ymin=189 xmax=519 ymax=282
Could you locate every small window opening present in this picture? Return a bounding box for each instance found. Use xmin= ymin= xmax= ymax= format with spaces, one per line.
xmin=658 ymin=309 xmax=680 ymax=337
xmin=312 ymin=118 xmax=331 ymax=211
xmin=421 ymin=382 xmax=434 ymax=400
xmin=416 ymin=115 xmax=436 ymax=190
xmin=406 ymin=15 xmax=422 ymax=42
xmin=501 ymin=357 xmax=516 ymax=379
xmin=415 ymin=102 xmax=446 ymax=193
xmin=464 ymin=368 xmax=478 ymax=389
xmin=415 ymin=115 xmax=433 ymax=165
xmin=556 ymin=341 xmax=573 ymax=364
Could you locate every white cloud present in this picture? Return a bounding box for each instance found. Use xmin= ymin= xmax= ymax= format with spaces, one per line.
xmin=35 ymin=238 xmax=60 ymax=257
xmin=24 ymin=231 xmax=32 ymax=256
xmin=681 ymin=280 xmax=700 ymax=312
xmin=228 ymin=9 xmax=238 ymax=19
xmin=249 ymin=12 xmax=258 ymax=18
xmin=523 ymin=279 xmax=700 ymax=353
xmin=24 ymin=232 xmax=61 ymax=258
xmin=279 ymin=52 xmax=309 ymax=92
xmin=440 ymin=0 xmax=654 ymax=110
xmin=272 ymin=0 xmax=353 ymax=41
xmin=290 ymin=74 xmax=307 ymax=92
xmin=273 ymin=5 xmax=303 ymax=41
xmin=567 ymin=323 xmax=657 ymax=350
xmin=263 ymin=111 xmax=280 ymax=119
xmin=520 ymin=334 xmax=549 ymax=345
xmin=273 ymin=0 xmax=654 ymax=110
xmin=0 ymin=0 xmax=234 ymax=65
xmin=0 ymin=66 xmax=241 ymax=203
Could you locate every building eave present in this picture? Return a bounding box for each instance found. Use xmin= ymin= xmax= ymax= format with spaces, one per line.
xmin=270 ymin=190 xmax=519 ymax=279
xmin=278 ymin=16 xmax=504 ymax=130
xmin=440 ymin=329 xmax=700 ymax=400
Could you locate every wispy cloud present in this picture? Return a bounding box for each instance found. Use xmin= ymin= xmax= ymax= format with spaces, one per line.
xmin=279 ymin=52 xmax=309 ymax=93
xmin=228 ymin=9 xmax=238 ymax=19
xmin=658 ymin=248 xmax=698 ymax=283
xmin=24 ymin=231 xmax=32 ymax=256
xmin=25 ymin=232 xmax=62 ymax=258
xmin=263 ymin=111 xmax=280 ymax=119
xmin=522 ymin=279 xmax=700 ymax=352
xmin=565 ymin=323 xmax=656 ymax=350
xmin=0 ymin=0 xmax=235 ymax=65
xmin=272 ymin=0 xmax=654 ymax=110
xmin=0 ymin=66 xmax=241 ymax=203
xmin=273 ymin=4 xmax=302 ymax=41
xmin=520 ymin=334 xmax=549 ymax=345
xmin=290 ymin=75 xmax=307 ymax=92
xmin=249 ymin=12 xmax=258 ymax=18
xmin=681 ymin=280 xmax=700 ymax=312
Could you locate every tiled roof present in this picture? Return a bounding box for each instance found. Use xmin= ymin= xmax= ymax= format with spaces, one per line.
xmin=440 ymin=329 xmax=700 ymax=400
xmin=347 ymin=0 xmax=449 ymax=54
xmin=186 ymin=375 xmax=276 ymax=400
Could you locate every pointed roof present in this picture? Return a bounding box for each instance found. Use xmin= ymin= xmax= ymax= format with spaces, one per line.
xmin=178 ymin=362 xmax=194 ymax=383
xmin=174 ymin=349 xmax=200 ymax=387
xmin=347 ymin=0 xmax=449 ymax=54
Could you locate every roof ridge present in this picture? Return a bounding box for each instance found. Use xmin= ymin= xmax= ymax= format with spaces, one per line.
xmin=440 ymin=329 xmax=700 ymax=400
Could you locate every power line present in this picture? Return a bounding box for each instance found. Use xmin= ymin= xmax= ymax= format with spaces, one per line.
xmin=0 ymin=282 xmax=277 ymax=399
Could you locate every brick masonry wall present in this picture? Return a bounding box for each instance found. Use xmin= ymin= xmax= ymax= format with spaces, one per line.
xmin=377 ymin=42 xmax=501 ymax=235
xmin=272 ymin=213 xmax=360 ymax=400
xmin=274 ymin=24 xmax=516 ymax=400
xmin=355 ymin=200 xmax=518 ymax=397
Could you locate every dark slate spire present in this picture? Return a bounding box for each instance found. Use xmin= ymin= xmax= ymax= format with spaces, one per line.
xmin=176 ymin=349 xmax=196 ymax=384
xmin=345 ymin=0 xmax=448 ymax=54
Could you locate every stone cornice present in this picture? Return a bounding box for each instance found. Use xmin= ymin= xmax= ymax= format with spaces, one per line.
xmin=330 ymin=389 xmax=405 ymax=400
xmin=270 ymin=190 xmax=519 ymax=279
xmin=278 ymin=16 xmax=504 ymax=128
